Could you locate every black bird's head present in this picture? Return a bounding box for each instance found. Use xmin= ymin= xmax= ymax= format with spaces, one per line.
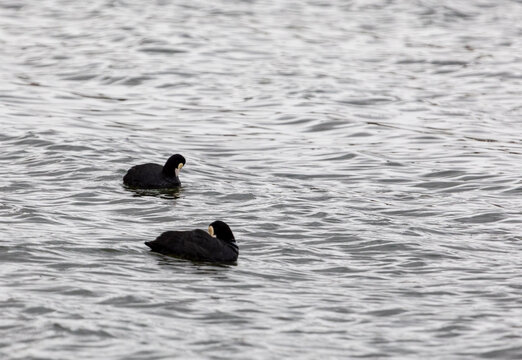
xmin=163 ymin=154 xmax=186 ymax=177
xmin=208 ymin=220 xmax=235 ymax=243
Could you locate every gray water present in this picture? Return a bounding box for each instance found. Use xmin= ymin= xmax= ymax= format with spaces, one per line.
xmin=1 ymin=0 xmax=522 ymax=359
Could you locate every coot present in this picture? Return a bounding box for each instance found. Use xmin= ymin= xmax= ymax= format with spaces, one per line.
xmin=145 ymin=220 xmax=238 ymax=263
xmin=123 ymin=154 xmax=185 ymax=189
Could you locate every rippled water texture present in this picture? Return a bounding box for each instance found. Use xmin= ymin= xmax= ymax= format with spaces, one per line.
xmin=1 ymin=1 xmax=522 ymax=359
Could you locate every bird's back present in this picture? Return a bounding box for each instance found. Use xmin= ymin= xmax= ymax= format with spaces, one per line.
xmin=123 ymin=163 xmax=176 ymax=188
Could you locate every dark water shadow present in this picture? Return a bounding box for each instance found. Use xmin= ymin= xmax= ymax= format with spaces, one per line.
xmin=123 ymin=186 xmax=183 ymax=200
xmin=149 ymin=251 xmax=238 ymax=269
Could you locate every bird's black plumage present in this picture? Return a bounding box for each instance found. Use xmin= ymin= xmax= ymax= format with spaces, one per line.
xmin=145 ymin=221 xmax=238 ymax=263
xmin=123 ymin=154 xmax=185 ymax=189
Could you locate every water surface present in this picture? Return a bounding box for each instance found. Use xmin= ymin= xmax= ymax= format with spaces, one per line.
xmin=1 ymin=1 xmax=522 ymax=359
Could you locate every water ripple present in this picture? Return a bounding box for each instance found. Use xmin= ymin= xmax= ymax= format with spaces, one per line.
xmin=1 ymin=0 xmax=522 ymax=359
